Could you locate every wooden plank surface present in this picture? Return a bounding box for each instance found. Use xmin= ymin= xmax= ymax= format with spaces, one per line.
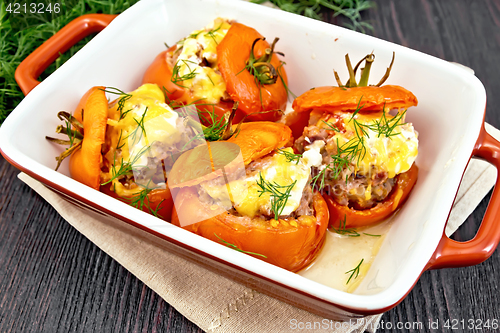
xmin=1 ymin=1 xmax=500 ymax=332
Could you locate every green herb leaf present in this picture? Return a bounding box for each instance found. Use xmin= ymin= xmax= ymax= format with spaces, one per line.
xmin=214 ymin=233 xmax=267 ymax=258
xmin=363 ymin=233 xmax=381 ymax=237
xmin=276 ymin=148 xmax=301 ymax=165
xmin=1 ymin=0 xmax=140 ymax=125
xmin=331 ymin=215 xmax=360 ymax=237
xmin=345 ymin=258 xmax=364 ymax=284
xmin=256 ymin=173 xmax=297 ymax=220
xmin=252 ymin=0 xmax=374 ymax=33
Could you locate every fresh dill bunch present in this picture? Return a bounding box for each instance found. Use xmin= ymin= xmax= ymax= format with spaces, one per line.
xmin=251 ymin=0 xmax=374 ymax=33
xmin=0 ymin=0 xmax=140 ymax=125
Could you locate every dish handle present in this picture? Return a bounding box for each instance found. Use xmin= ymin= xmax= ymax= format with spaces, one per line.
xmin=426 ymin=123 xmax=500 ymax=270
xmin=15 ymin=14 xmax=117 ymax=95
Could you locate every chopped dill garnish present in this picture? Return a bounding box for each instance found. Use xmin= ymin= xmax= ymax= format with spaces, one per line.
xmin=126 ymin=181 xmax=165 ymax=218
xmin=331 ymin=215 xmax=360 ymax=237
xmin=276 ymin=149 xmax=301 ymax=165
xmin=345 ymin=258 xmax=364 ymax=284
xmin=256 ymin=173 xmax=297 ymax=220
xmin=125 ymin=107 xmax=149 ymax=145
xmin=171 ymin=59 xmax=199 ymax=87
xmin=214 ymin=233 xmax=267 ymax=258
xmin=101 ymin=145 xmax=151 ymax=186
xmin=363 ymin=233 xmax=381 ymax=237
xmin=101 ymin=87 xmax=133 ymax=120
xmin=370 ymin=109 xmax=407 ymax=138
xmin=311 ymin=136 xmax=364 ymax=189
xmin=205 ymin=23 xmax=224 ymax=44
xmin=322 ymin=120 xmax=341 ymax=132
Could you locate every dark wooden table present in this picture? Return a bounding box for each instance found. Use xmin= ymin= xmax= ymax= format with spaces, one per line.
xmin=1 ymin=1 xmax=500 ymax=332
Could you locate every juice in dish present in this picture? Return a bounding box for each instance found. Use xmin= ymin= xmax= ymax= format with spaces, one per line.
xmin=299 ymin=218 xmax=393 ymax=293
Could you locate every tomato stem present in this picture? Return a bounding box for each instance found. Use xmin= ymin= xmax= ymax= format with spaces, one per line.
xmin=358 ymin=53 xmax=375 ymax=87
xmin=245 ymin=37 xmax=280 ymax=86
xmin=374 ymin=52 xmax=395 ymax=87
xmin=333 ymin=52 xmax=395 ymax=88
xmin=221 ymin=102 xmax=239 ymax=140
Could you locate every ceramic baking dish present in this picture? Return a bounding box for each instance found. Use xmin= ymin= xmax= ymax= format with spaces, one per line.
xmin=2 ymin=0 xmax=500 ymax=319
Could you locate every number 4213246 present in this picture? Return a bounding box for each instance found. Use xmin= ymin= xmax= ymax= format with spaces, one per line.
xmin=6 ymin=2 xmax=61 ymax=14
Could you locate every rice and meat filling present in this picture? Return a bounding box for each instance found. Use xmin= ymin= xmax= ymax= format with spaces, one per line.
xmin=295 ymin=111 xmax=418 ymax=210
xmin=196 ymin=152 xmax=316 ymax=222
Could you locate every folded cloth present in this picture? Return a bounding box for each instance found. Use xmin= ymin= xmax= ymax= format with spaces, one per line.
xmin=17 ymin=123 xmax=500 ymax=333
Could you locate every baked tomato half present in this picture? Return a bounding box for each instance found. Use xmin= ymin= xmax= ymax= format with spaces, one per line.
xmin=168 ymin=121 xmax=329 ymax=272
xmin=325 ymin=164 xmax=418 ymax=228
xmin=293 ymin=53 xmax=419 ymax=228
xmin=142 ymin=19 xmax=288 ymax=124
xmin=171 ymin=188 xmax=329 ymax=272
xmin=69 ymin=86 xmax=108 ymax=190
xmin=47 ymin=84 xmax=177 ymax=221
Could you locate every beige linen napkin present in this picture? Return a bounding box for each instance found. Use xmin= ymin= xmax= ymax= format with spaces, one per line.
xmin=17 ymin=123 xmax=500 ymax=333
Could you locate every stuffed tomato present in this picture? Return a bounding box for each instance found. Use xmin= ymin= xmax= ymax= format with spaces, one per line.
xmin=292 ymin=53 xmax=419 ymax=228
xmin=168 ymin=122 xmax=329 ymax=272
xmin=47 ymin=83 xmax=210 ymax=221
xmin=142 ymin=18 xmax=288 ymax=123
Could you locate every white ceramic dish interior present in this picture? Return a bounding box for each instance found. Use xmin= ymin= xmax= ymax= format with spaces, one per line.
xmin=0 ymin=0 xmax=487 ymax=314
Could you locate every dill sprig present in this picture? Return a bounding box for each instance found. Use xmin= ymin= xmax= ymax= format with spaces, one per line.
xmin=331 ymin=215 xmax=360 ymax=237
xmin=331 ymin=216 xmax=382 ymax=237
xmin=203 ymin=112 xmax=228 ymax=141
xmin=311 ymin=135 xmax=364 ymax=189
xmin=370 ymin=109 xmax=407 ymax=138
xmin=252 ymin=0 xmax=374 ymax=33
xmin=214 ymin=233 xmax=267 ymax=258
xmin=345 ymin=258 xmax=364 ymax=284
xmin=125 ymin=182 xmax=165 ymax=218
xmin=276 ymin=148 xmax=301 ymax=165
xmin=125 ymin=107 xmax=149 ymax=145
xmin=101 ymin=87 xmax=133 ymax=120
xmin=256 ymin=173 xmax=297 ymax=220
xmin=171 ymin=59 xmax=199 ymax=87
xmin=101 ymin=145 xmax=151 ymax=186
xmin=205 ymin=23 xmax=224 ymax=45
xmin=322 ymin=120 xmax=341 ymax=132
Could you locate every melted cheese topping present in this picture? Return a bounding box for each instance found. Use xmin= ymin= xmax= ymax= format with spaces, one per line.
xmin=108 ymin=84 xmax=182 ymax=165
xmin=175 ymin=18 xmax=231 ymax=104
xmin=322 ymin=112 xmax=418 ymax=179
xmin=105 ymin=84 xmax=183 ymax=197
xmin=201 ymin=146 xmax=323 ymax=218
